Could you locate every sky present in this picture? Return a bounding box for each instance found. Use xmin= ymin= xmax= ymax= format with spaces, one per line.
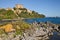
xmin=0 ymin=0 xmax=60 ymax=17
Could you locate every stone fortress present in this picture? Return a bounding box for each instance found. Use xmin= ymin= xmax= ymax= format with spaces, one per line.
xmin=15 ymin=4 xmax=24 ymax=8
xmin=6 ymin=4 xmax=32 ymax=14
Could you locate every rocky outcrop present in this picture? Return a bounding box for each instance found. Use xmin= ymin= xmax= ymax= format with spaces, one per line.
xmin=0 ymin=22 xmax=59 ymax=40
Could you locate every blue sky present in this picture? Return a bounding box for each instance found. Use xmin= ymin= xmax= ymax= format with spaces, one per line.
xmin=0 ymin=0 xmax=60 ymax=17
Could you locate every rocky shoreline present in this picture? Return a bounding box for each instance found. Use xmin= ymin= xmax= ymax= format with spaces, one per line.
xmin=0 ymin=21 xmax=60 ymax=40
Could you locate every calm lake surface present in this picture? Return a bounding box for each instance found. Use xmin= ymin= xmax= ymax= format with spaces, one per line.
xmin=24 ymin=17 xmax=60 ymax=24
xmin=24 ymin=17 xmax=60 ymax=40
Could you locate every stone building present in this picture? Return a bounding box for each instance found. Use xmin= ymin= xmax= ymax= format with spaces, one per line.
xmin=15 ymin=4 xmax=24 ymax=9
xmin=13 ymin=4 xmax=23 ymax=14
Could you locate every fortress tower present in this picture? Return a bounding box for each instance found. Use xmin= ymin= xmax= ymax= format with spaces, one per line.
xmin=15 ymin=4 xmax=24 ymax=8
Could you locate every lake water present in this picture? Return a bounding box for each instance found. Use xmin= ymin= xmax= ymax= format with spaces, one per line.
xmin=24 ymin=17 xmax=60 ymax=40
xmin=24 ymin=17 xmax=60 ymax=24
xmin=50 ymin=31 xmax=60 ymax=40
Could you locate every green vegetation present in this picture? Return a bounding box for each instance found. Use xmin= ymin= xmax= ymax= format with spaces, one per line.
xmin=18 ymin=11 xmax=45 ymax=18
xmin=13 ymin=21 xmax=31 ymax=30
xmin=0 ymin=9 xmax=17 ymax=19
xmin=0 ymin=30 xmax=5 ymax=34
xmin=12 ymin=21 xmax=31 ymax=35
xmin=15 ymin=30 xmax=23 ymax=35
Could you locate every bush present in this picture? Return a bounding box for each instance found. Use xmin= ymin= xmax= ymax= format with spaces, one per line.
xmin=0 ymin=9 xmax=18 ymax=19
xmin=18 ymin=11 xmax=45 ymax=18
xmin=15 ymin=30 xmax=23 ymax=35
xmin=0 ymin=30 xmax=5 ymax=34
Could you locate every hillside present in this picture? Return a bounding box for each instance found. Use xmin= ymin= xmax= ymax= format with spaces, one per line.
xmin=0 ymin=4 xmax=45 ymax=20
xmin=0 ymin=9 xmax=18 ymax=20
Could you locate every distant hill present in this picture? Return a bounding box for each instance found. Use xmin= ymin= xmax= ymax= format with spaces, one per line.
xmin=0 ymin=4 xmax=45 ymax=20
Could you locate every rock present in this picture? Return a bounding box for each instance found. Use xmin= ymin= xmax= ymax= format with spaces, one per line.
xmin=58 ymin=26 xmax=60 ymax=30
xmin=0 ymin=38 xmax=2 ymax=40
xmin=0 ymin=22 xmax=59 ymax=40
